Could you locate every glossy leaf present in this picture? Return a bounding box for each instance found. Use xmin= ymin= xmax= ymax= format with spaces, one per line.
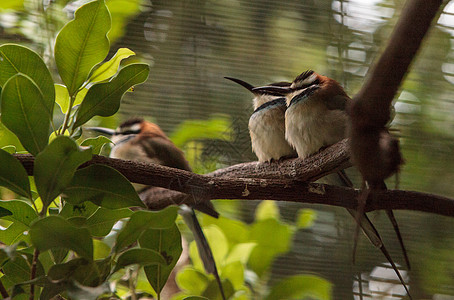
xmin=0 ymin=222 xmax=28 ymax=245
xmin=88 ymin=48 xmax=135 ymax=83
xmin=64 ymin=164 xmax=144 ymax=209
xmin=60 ymin=201 xmax=99 ymax=219
xmin=114 ymin=206 xmax=178 ymax=252
xmin=86 ymin=207 xmax=133 ymax=236
xmin=0 ymin=149 xmax=31 ymax=198
xmin=140 ymin=224 xmax=182 ymax=293
xmin=29 ymin=215 xmax=93 ymax=260
xmin=73 ymin=63 xmax=149 ymax=128
xmin=34 ymin=136 xmax=92 ymax=207
xmin=113 ymin=248 xmax=166 ymax=273
xmin=176 ymin=267 xmax=209 ymax=294
xmin=265 ymin=274 xmax=332 ymax=300
xmin=80 ymin=136 xmax=112 ymax=154
xmin=247 ymin=218 xmax=292 ymax=277
xmin=0 ymin=44 xmax=55 ymax=111
xmin=54 ymin=0 xmax=111 ymax=96
xmin=0 ymin=200 xmax=38 ymax=226
xmin=1 ymin=74 xmax=51 ymax=155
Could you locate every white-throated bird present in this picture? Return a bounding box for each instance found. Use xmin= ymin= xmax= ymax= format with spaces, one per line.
xmin=225 ymin=77 xmax=297 ymax=162
xmin=87 ymin=117 xmax=225 ymax=300
xmin=253 ymin=70 xmax=411 ymax=298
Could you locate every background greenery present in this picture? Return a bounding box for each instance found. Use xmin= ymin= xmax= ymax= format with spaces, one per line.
xmin=1 ymin=0 xmax=454 ymax=299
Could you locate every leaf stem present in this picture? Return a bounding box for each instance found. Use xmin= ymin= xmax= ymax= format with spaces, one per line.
xmin=29 ymin=248 xmax=40 ymax=300
xmin=60 ymin=94 xmax=76 ymax=135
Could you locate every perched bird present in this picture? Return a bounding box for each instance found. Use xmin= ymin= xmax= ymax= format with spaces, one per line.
xmin=253 ymin=70 xmax=411 ymax=297
xmin=87 ymin=118 xmax=225 ymax=300
xmin=224 ymin=77 xmax=297 ymax=162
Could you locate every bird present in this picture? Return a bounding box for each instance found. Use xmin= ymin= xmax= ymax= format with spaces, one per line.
xmin=252 ymin=70 xmax=411 ymax=298
xmin=224 ymin=76 xmax=297 ymax=162
xmin=86 ymin=117 xmax=226 ymax=300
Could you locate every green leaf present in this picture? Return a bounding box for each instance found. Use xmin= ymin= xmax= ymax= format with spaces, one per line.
xmin=54 ymin=0 xmax=111 ymax=96
xmin=0 ymin=149 xmax=31 ymax=198
xmin=29 ymin=215 xmax=93 ymax=260
xmin=88 ymin=48 xmax=135 ymax=83
xmin=0 ymin=0 xmax=24 ymax=10
xmin=0 ymin=44 xmax=55 ymax=110
xmin=0 ymin=207 xmax=12 ymax=218
xmin=1 ymin=145 xmax=16 ymax=154
xmin=106 ymin=0 xmax=142 ymax=42
xmin=34 ymin=136 xmax=92 ymax=207
xmin=55 ymin=84 xmax=89 ymax=114
xmin=93 ymin=240 xmax=111 ymax=260
xmin=296 ymin=208 xmax=317 ymax=228
xmin=222 ymin=261 xmax=244 ymax=290
xmin=0 ymin=200 xmax=38 ymax=226
xmin=203 ymin=215 xmax=249 ymax=246
xmin=74 ymin=63 xmax=149 ymax=128
xmin=176 ymin=267 xmax=209 ymax=294
xmin=140 ymin=224 xmax=182 ymax=294
xmin=182 ymin=297 xmax=210 ymax=300
xmin=80 ymin=136 xmax=112 ymax=155
xmin=114 ymin=206 xmax=178 ymax=252
xmin=1 ymin=74 xmax=51 ymax=155
xmin=255 ymin=200 xmax=279 ymax=221
xmin=48 ymin=257 xmax=111 ymax=287
xmin=224 ymin=243 xmax=256 ymax=265
xmin=0 ymin=222 xmax=28 ymax=245
xmin=247 ymin=218 xmax=292 ymax=277
xmin=202 ymin=278 xmax=234 ymax=300
xmin=170 ymin=115 xmax=232 ymax=148
xmin=63 ymin=164 xmax=144 ymax=209
xmin=86 ymin=207 xmax=133 ymax=236
xmin=2 ymin=254 xmax=32 ymax=284
xmin=113 ymin=248 xmax=166 ymax=273
xmin=60 ymin=201 xmax=99 ymax=219
xmin=265 ymin=275 xmax=332 ymax=300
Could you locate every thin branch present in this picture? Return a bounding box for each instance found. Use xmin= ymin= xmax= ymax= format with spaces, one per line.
xmin=13 ymin=139 xmax=454 ymax=217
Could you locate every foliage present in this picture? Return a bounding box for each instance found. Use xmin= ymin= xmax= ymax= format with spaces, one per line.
xmin=0 ymin=1 xmax=336 ymax=299
xmin=0 ymin=0 xmax=182 ymax=298
xmin=174 ymin=201 xmax=331 ymax=300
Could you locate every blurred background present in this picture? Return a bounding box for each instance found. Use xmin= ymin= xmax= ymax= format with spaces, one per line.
xmin=1 ymin=0 xmax=454 ymax=299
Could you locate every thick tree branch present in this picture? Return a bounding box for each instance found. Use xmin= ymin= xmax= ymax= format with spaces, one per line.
xmin=349 ymin=0 xmax=442 ymax=187
xmin=14 ymin=140 xmax=454 ymax=217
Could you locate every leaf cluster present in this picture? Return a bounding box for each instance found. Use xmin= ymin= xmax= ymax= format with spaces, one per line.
xmin=0 ymin=1 xmax=184 ymax=299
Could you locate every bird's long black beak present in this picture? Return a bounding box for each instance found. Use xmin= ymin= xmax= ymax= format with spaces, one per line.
xmin=84 ymin=127 xmax=115 ymax=136
xmin=251 ymin=85 xmax=292 ymax=95
xmin=224 ymin=77 xmax=254 ymax=92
